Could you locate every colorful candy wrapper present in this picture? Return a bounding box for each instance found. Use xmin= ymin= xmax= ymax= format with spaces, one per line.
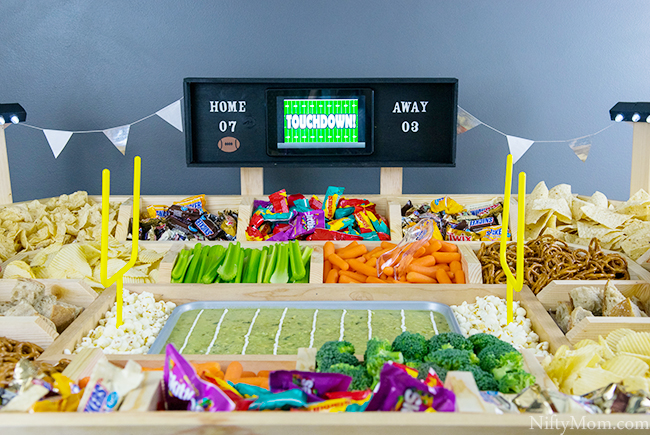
xmin=163 ymin=344 xmax=235 ymax=412
xmin=306 ymin=229 xmax=363 ymax=241
xmin=366 ymin=210 xmax=390 ymax=234
xmin=77 ymin=359 xmax=144 ymax=412
xmin=476 ymin=225 xmax=510 ymax=241
xmin=249 ymin=389 xmax=308 ymax=411
xmin=147 ymin=205 xmax=169 ymax=219
xmin=446 ymin=227 xmax=479 ymax=241
xmin=232 ymin=382 xmax=270 ymax=399
xmin=366 ymin=362 xmax=456 ymax=412
xmin=333 ymin=207 xmax=355 ymax=219
xmin=32 ymin=373 xmax=83 ymax=412
xmin=328 ymin=216 xmax=355 ymax=232
xmin=430 ymin=197 xmax=464 ymax=215
xmin=269 ymin=189 xmax=290 ymax=214
xmin=287 ymin=193 xmax=305 ymax=207
xmin=292 ymin=210 xmax=325 ymax=238
xmin=269 ymin=370 xmax=352 ymax=402
xmin=304 ymin=392 xmax=372 ymax=412
xmin=322 ymin=186 xmax=345 ymax=220
xmin=466 ymin=217 xmax=496 ymax=230
xmin=353 ymin=210 xmax=374 ymax=234
xmin=260 ymin=209 xmax=296 ymax=222
xmin=309 ymin=195 xmax=323 ymax=210
xmin=359 ymin=232 xmax=381 ymax=241
xmin=173 ymin=194 xmax=206 ymax=212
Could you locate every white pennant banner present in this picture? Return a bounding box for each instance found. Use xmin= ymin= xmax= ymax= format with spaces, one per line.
xmin=506 ymin=135 xmax=535 ymax=164
xmin=103 ymin=125 xmax=130 ymax=155
xmin=43 ymin=129 xmax=73 ymax=158
xmin=156 ymin=99 xmax=183 ymax=132
xmin=457 ymin=107 xmax=481 ymax=134
xmin=568 ymin=137 xmax=592 ymax=162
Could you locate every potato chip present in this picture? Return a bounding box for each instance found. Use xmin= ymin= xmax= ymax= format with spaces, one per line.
xmin=622 ymin=376 xmax=650 ymax=394
xmin=574 ymin=339 xmax=599 ymax=349
xmin=46 ymin=243 xmax=93 ymax=279
xmin=571 ymin=367 xmax=622 ymax=396
xmin=617 ymin=332 xmax=650 ymax=356
xmin=606 ymin=328 xmax=637 ymax=352
xmin=601 ymin=355 xmax=649 ymax=378
xmin=138 ymin=249 xmax=165 ymax=264
xmin=2 ymin=260 xmax=35 ymax=279
xmin=619 ymin=352 xmax=650 ymax=365
xmin=598 ymin=336 xmax=616 ymax=360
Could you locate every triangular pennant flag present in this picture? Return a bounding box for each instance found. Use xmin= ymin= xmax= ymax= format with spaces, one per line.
xmin=568 ymin=137 xmax=592 ymax=162
xmin=457 ymin=107 xmax=481 ymax=134
xmin=156 ymin=99 xmax=183 ymax=132
xmin=506 ymin=135 xmax=535 ymax=164
xmin=103 ymin=125 xmax=130 ymax=155
xmin=43 ymin=129 xmax=73 ymax=158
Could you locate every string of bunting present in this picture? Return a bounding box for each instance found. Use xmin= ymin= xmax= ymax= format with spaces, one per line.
xmin=457 ymin=106 xmax=614 ymax=163
xmin=19 ymin=98 xmax=611 ymax=163
xmin=21 ymin=99 xmax=184 ymax=158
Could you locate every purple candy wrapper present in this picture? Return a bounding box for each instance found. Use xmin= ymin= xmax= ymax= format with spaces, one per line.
xmin=267 ymin=210 xmax=325 ymax=241
xmin=253 ymin=200 xmax=272 ymax=210
xmin=269 ymin=370 xmax=352 ymax=403
xmin=163 ymin=343 xmax=235 ymax=412
xmin=366 ymin=362 xmax=456 ymax=412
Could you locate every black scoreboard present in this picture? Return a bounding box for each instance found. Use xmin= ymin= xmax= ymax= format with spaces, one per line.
xmin=184 ymin=78 xmax=457 ymax=167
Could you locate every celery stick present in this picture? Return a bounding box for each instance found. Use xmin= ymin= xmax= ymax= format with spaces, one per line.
xmin=182 ymin=244 xmax=204 ymax=283
xmin=256 ymin=247 xmax=269 ymax=283
xmin=217 ymin=242 xmax=240 ymax=281
xmin=270 ymin=243 xmax=289 ymax=283
xmin=235 ymin=248 xmax=247 ymax=283
xmin=171 ymin=249 xmax=191 ymax=282
xmin=296 ymin=263 xmax=310 ymax=283
xmin=301 ymin=246 xmax=314 ymax=266
xmin=200 ymin=245 xmax=226 ymax=284
xmin=244 ymin=249 xmax=262 ymax=283
xmin=288 ymin=240 xmax=306 ymax=281
xmin=263 ymin=244 xmax=279 ymax=283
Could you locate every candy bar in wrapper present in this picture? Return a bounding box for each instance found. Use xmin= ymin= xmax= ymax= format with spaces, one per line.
xmin=293 ymin=210 xmax=325 ymax=238
xmin=309 ymin=195 xmax=323 ymax=210
xmin=78 ymin=359 xmax=144 ymax=412
xmin=269 ymin=370 xmax=351 ymax=403
xmin=322 ymin=186 xmax=345 ymax=220
xmin=173 ymin=194 xmax=206 ymax=212
xmin=147 ymin=205 xmax=169 ymax=219
xmin=333 ymin=206 xmax=355 ymax=219
xmin=354 ymin=210 xmax=374 ymax=234
xmin=582 ymin=383 xmax=650 ymax=414
xmin=249 ymin=389 xmax=308 ymax=411
xmin=430 ymin=197 xmax=464 ymax=215
xmin=446 ymin=227 xmax=479 ymax=241
xmin=466 ymin=216 xmax=496 ymax=231
xmin=328 ymin=216 xmax=355 ymax=232
xmin=287 ymin=193 xmax=306 ymax=207
xmin=480 ymin=391 xmax=520 ymax=414
xmin=269 ymin=189 xmax=290 ymax=214
xmin=477 ymin=225 xmax=510 ymax=241
xmin=366 ymin=362 xmax=455 ymax=412
xmin=163 ymin=344 xmax=235 ymax=412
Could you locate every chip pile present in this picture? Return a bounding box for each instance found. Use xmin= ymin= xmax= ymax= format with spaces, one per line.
xmin=544 ymin=329 xmax=650 ymax=396
xmin=525 ymin=182 xmax=650 ymax=260
xmin=1 ymin=240 xmax=165 ymax=291
xmin=0 ymin=191 xmax=121 ymax=262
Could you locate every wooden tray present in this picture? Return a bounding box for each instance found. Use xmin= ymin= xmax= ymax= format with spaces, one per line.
xmin=0 ymin=279 xmax=98 ymax=348
xmin=38 ymin=282 xmax=569 ymax=363
xmin=387 ymin=194 xmax=519 ymax=242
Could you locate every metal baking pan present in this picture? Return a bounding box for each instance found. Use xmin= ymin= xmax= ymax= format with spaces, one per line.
xmin=148 ymin=300 xmax=461 ymax=354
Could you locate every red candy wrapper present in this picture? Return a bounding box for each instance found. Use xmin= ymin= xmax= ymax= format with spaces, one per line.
xmin=269 ymin=189 xmax=290 ymax=214
xmin=309 ymin=195 xmax=323 ymax=210
xmin=306 ymin=228 xmax=364 ymax=241
xmin=353 ymin=210 xmax=374 ymax=234
xmin=269 ymin=370 xmax=352 ymax=403
xmin=287 ymin=194 xmax=306 ymax=207
xmin=366 ymin=362 xmax=455 ymax=412
xmin=163 ymin=344 xmax=235 ymax=412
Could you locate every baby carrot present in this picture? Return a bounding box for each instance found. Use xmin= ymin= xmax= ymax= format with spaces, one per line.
xmin=436 ymin=268 xmax=453 ymax=284
xmin=412 ymin=246 xmax=427 ymax=258
xmin=366 ymin=246 xmax=383 ymax=258
xmin=354 ymin=256 xmax=367 ymax=263
xmin=406 ymin=264 xmax=439 ymax=277
xmin=412 ymin=255 xmax=436 ymax=267
xmin=241 ymin=371 xmax=256 ymax=378
xmin=323 ymin=241 xmax=335 ymax=260
xmin=425 ymin=240 xmax=442 ymax=255
xmin=339 ymin=270 xmax=367 ymax=282
xmin=325 ymin=269 xmax=339 ymax=283
xmin=347 ymin=258 xmax=378 ymax=277
xmin=439 ymin=241 xmax=459 ymax=252
xmin=224 ymin=361 xmax=244 ymax=382
xmin=406 ymin=271 xmax=437 ymax=283
xmin=257 ymin=370 xmax=271 ymax=378
xmin=339 ymin=275 xmax=361 ymax=284
xmin=366 ymin=276 xmax=387 ymax=284
xmin=323 ymin=260 xmax=332 ymax=279
xmin=370 ymin=248 xmax=391 ymax=259
xmin=386 ymin=276 xmax=398 ymax=283
xmin=383 ymin=266 xmax=394 ymax=277
xmin=381 ymin=241 xmax=397 ymax=250
xmin=432 ymin=252 xmax=461 ymax=263
xmin=447 ymin=271 xmax=455 ymax=279
xmin=329 ymin=253 xmax=349 ymax=271
xmin=449 ymin=260 xmax=462 ymax=272
xmin=193 ymin=361 xmax=222 ymax=376
xmin=454 ymin=270 xmax=466 ymax=284
xmin=337 ymin=242 xmax=365 ymax=258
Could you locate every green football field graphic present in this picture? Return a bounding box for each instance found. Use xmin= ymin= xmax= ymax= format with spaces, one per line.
xmin=283 ymin=99 xmax=359 ymax=144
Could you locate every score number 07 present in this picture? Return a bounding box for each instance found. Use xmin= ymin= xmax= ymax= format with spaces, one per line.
xmin=219 ymin=120 xmax=237 ymax=133
xmin=401 ymin=121 xmax=419 ymax=133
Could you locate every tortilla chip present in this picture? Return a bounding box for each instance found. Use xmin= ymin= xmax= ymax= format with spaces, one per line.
xmin=588 ymin=191 xmax=609 ymax=208
xmin=580 ymin=203 xmax=631 ymax=229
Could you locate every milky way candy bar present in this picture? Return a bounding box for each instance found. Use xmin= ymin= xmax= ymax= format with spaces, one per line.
xmin=168 ymin=204 xmax=201 ymax=221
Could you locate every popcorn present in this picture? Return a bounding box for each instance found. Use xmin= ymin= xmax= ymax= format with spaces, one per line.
xmin=74 ymin=289 xmax=175 ymax=354
xmin=452 ymin=295 xmax=550 ymax=357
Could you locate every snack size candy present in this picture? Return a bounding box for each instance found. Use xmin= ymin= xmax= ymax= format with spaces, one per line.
xmin=269 ymin=189 xmax=290 ymax=214
xmin=476 ymin=225 xmax=510 ymax=241
xmin=366 ymin=362 xmax=456 ymax=412
xmin=322 ymin=186 xmax=345 ymax=220
xmin=447 ymin=227 xmax=480 ymax=241
xmin=77 ymin=359 xmax=144 ymax=413
xmin=309 ymin=195 xmax=323 ymax=210
xmin=147 ymin=205 xmax=170 ymax=219
xmin=269 ymin=370 xmax=352 ymax=402
xmin=173 ymin=194 xmax=206 ymax=212
xmin=306 ymin=229 xmax=363 ymax=241
xmin=168 ymin=204 xmax=202 ymax=221
xmin=430 ymin=197 xmax=464 ymax=215
xmin=163 ymin=344 xmax=235 ymax=412
xmin=466 ymin=217 xmax=496 ymax=230
xmin=305 ymin=390 xmax=373 ymax=412
xmin=249 ymin=389 xmax=308 ymax=411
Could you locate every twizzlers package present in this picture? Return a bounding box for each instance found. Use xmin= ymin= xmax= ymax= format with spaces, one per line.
xmin=163 ymin=344 xmax=235 ymax=412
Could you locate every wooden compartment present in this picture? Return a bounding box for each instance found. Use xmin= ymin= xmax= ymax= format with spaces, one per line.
xmin=38 ymin=281 xmax=569 ymax=363
xmin=237 ymin=194 xmax=392 ymax=241
xmin=0 ymin=279 xmax=98 ymax=348
xmin=387 ymin=194 xmax=519 ymax=242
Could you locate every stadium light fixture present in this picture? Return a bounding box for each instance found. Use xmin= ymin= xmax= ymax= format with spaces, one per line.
xmin=0 ymin=103 xmax=26 ymax=126
xmin=610 ymin=102 xmax=650 ymax=123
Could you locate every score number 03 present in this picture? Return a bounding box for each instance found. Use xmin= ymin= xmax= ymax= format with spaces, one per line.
xmin=401 ymin=121 xmax=419 ymax=133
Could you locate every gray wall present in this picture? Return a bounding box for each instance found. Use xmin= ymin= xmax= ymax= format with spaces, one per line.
xmin=2 ymin=0 xmax=649 ymax=202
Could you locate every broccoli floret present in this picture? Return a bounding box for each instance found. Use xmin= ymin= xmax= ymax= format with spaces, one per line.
xmin=468 ymin=333 xmax=504 ymax=354
xmin=316 ymin=341 xmax=360 ymax=372
xmin=404 ymin=360 xmax=421 ymax=369
xmin=425 ymin=348 xmax=478 ymax=370
xmin=327 ymin=363 xmax=373 ymax=391
xmin=364 ymin=337 xmax=392 ymax=362
xmin=428 ymin=332 xmax=473 ymax=352
xmin=392 ymin=331 xmax=430 ymax=362
xmin=417 ymin=361 xmax=448 ymax=382
xmin=463 ymin=365 xmax=498 ymax=391
xmin=497 ymin=370 xmax=536 ymax=394
xmin=477 ymin=343 xmax=523 ymax=380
